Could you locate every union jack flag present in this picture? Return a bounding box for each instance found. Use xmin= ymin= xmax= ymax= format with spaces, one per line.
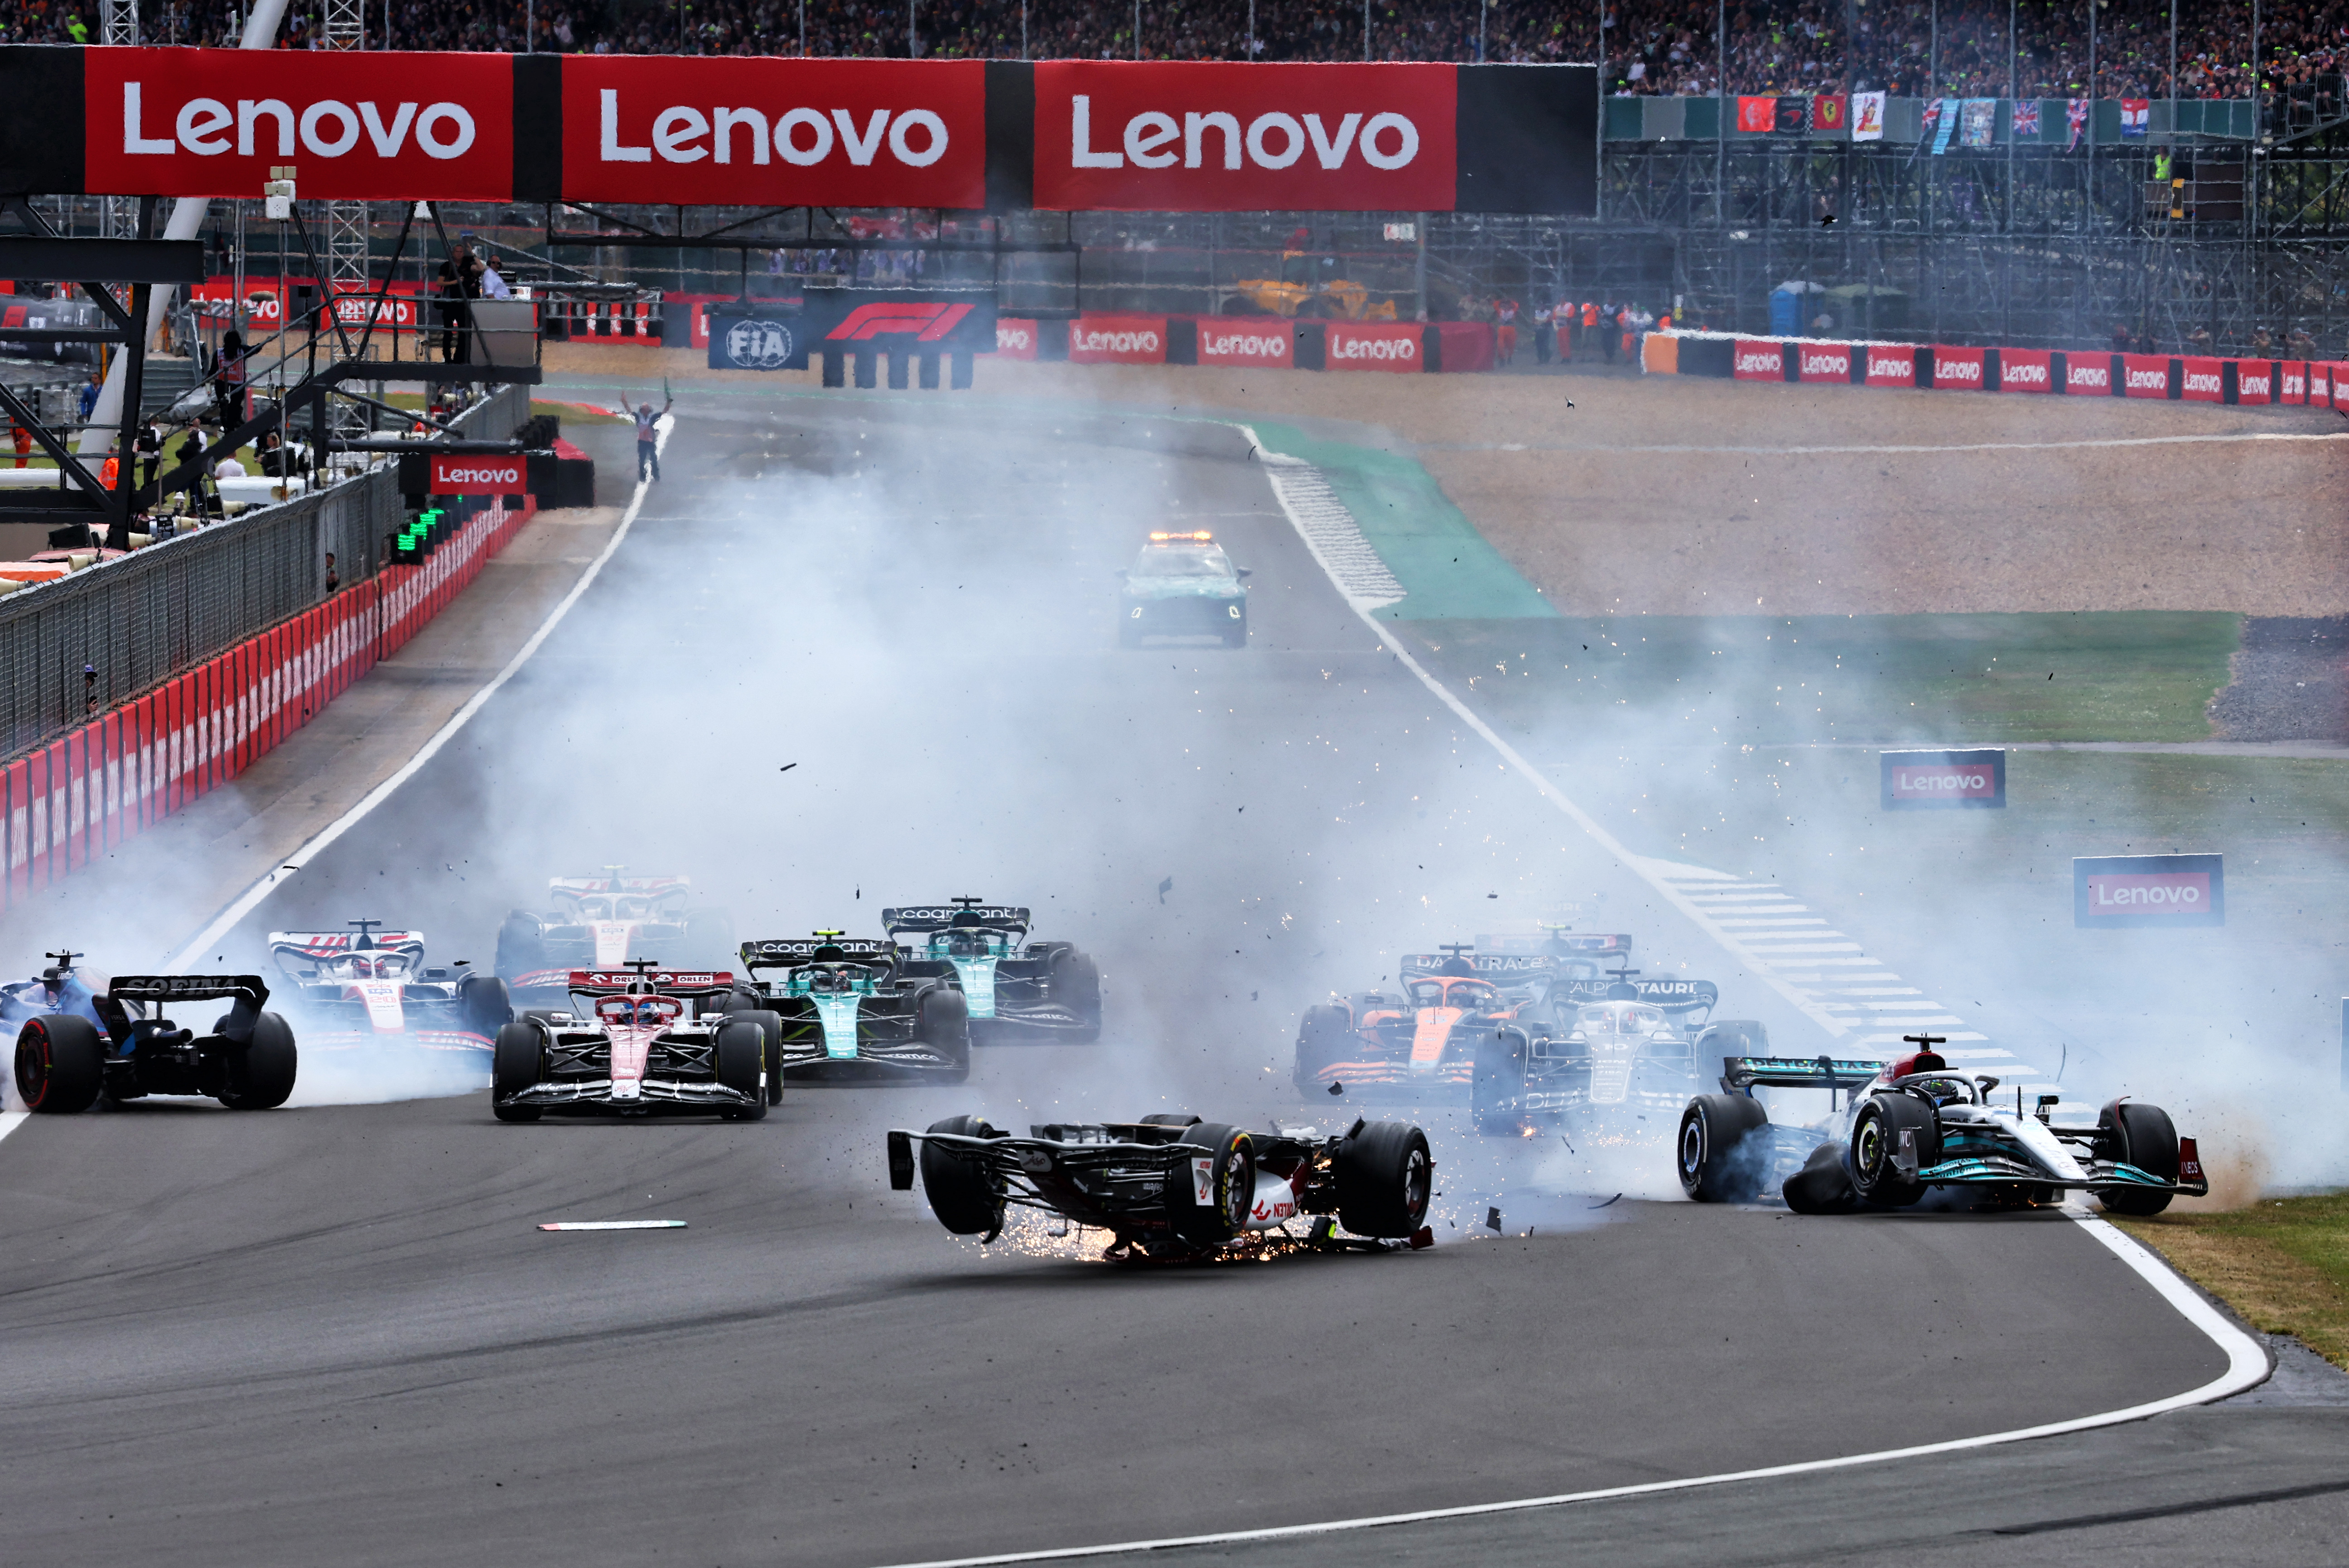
xmin=2012 ymin=99 xmax=2041 ymax=138
xmin=2067 ymin=97 xmax=2090 ymax=150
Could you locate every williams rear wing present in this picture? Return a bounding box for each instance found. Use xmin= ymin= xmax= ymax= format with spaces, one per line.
xmin=103 ymin=975 xmax=271 ymax=1041
xmin=1720 ymin=1055 xmax=1887 ymax=1094
xmin=740 ymin=938 xmax=896 ymax=975
xmin=882 ymin=905 xmax=1030 ymax=937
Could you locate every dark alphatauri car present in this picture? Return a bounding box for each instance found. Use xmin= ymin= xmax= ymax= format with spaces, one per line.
xmin=490 ymin=963 xmax=781 ymax=1121
xmin=497 ymin=873 xmax=737 ymax=1004
xmin=890 ymin=1112 xmax=1434 ymax=1260
xmin=734 ymin=933 xmax=972 ymax=1083
xmin=1293 ymin=944 xmax=1553 ymax=1099
xmin=883 ymin=899 xmax=1102 ymax=1042
xmin=7 ymin=951 xmax=298 ymax=1113
xmin=268 ymin=920 xmax=512 ymax=1052
xmin=1675 ymin=1037 xmax=2212 ymax=1214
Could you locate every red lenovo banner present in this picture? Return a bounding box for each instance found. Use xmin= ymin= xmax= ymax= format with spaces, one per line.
xmin=1196 ymin=319 xmax=1294 ymax=368
xmin=1928 ymin=345 xmax=1985 ymax=391
xmin=2065 ymin=353 xmax=2113 ymax=395
xmin=2121 ymin=353 xmax=2171 ymax=398
xmin=2179 ymin=355 xmax=2224 ymax=402
xmin=2234 ymin=359 xmax=2273 ymax=405
xmin=1032 ymin=62 xmax=1456 ymax=212
xmin=990 ymin=318 xmax=1039 ymax=359
xmin=429 ymin=453 xmax=527 ymax=493
xmin=1732 ymin=339 xmax=1783 ymax=381
xmin=1325 ymin=320 xmax=1422 ymax=371
xmin=1794 ymin=342 xmax=1850 ymax=383
xmin=1998 ymin=348 xmax=2053 ymax=393
xmin=1862 ymin=343 xmax=1915 ymax=387
xmin=84 ymin=46 xmax=516 ymax=199
xmin=1067 ymin=314 xmax=1167 ymax=364
xmin=2280 ymin=362 xmax=2307 ymax=404
xmin=563 ymin=56 xmax=986 ymax=207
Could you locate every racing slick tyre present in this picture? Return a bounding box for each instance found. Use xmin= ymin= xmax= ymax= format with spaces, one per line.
xmin=1047 ymin=949 xmax=1103 ymax=1042
xmin=917 ymin=986 xmax=971 ymax=1085
xmin=15 ymin=1014 xmax=104 ymax=1114
xmin=1293 ymin=1004 xmax=1350 ymax=1094
xmin=218 ymin=1012 xmax=299 ymax=1110
xmin=1782 ymin=1141 xmax=1862 ymax=1214
xmin=1166 ymin=1122 xmax=1255 ymax=1250
xmin=722 ymin=1002 xmax=786 ymax=1105
xmin=919 ymin=1115 xmax=1008 ymax=1236
xmin=1334 ymin=1120 xmax=1434 ymax=1239
xmin=491 ymin=1023 xmax=545 ymax=1123
xmin=460 ymin=974 xmax=514 ymax=1040
xmin=2095 ymin=1100 xmax=2181 ymax=1216
xmin=494 ymin=911 xmax=545 ymax=981
xmin=1471 ymin=1027 xmax=1530 ymax=1134
xmin=1220 ymin=605 xmax=1248 ymax=647
xmin=1677 ymin=1093 xmax=1770 ymax=1202
xmin=714 ymin=1019 xmax=768 ymax=1121
xmin=1850 ymin=1093 xmax=1938 ymax=1208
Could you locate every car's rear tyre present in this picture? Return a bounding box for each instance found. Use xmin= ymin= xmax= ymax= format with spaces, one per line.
xmin=1471 ymin=1026 xmax=1529 ymax=1134
xmin=219 ymin=1013 xmax=299 ymax=1110
xmin=1334 ymin=1120 xmax=1433 ymax=1238
xmin=714 ymin=1019 xmax=767 ymax=1120
xmin=721 ymin=1004 xmax=785 ymax=1105
xmin=1046 ymin=948 xmax=1103 ymax=1042
xmin=1293 ymin=1004 xmax=1349 ymax=1093
xmin=2097 ymin=1100 xmax=2180 ymax=1216
xmin=1678 ymin=1093 xmax=1770 ymax=1202
xmin=1166 ymin=1122 xmax=1255 ymax=1250
xmin=460 ymin=974 xmax=513 ymax=1040
xmin=1850 ymin=1093 xmax=1937 ymax=1207
xmin=917 ymin=986 xmax=971 ymax=1084
xmin=920 ymin=1114 xmax=1008 ymax=1235
xmin=491 ymin=1022 xmax=544 ymax=1122
xmin=15 ymin=1015 xmax=104 ymax=1114
xmin=1782 ymin=1141 xmax=1861 ymax=1214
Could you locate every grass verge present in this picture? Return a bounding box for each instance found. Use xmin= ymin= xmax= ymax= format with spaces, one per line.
xmin=2117 ymin=1193 xmax=2349 ymax=1370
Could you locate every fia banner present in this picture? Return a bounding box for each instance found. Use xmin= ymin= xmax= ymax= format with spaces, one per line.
xmin=1881 ymin=748 xmax=2005 ymax=810
xmin=2075 ymin=853 xmax=2224 ymax=929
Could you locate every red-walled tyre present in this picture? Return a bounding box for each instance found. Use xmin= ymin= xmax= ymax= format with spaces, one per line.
xmin=15 ymin=1015 xmax=104 ymax=1114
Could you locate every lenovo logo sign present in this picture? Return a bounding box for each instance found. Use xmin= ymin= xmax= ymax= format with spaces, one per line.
xmin=1933 ymin=353 xmax=1983 ymax=386
xmin=2074 ymin=854 xmax=2224 ymax=928
xmin=1330 ymin=332 xmax=1415 ymax=363
xmin=429 ymin=455 xmax=525 ymax=492
xmin=1074 ymin=326 xmax=1160 ymax=354
xmin=2000 ymin=359 xmax=2050 ymax=389
xmin=1733 ymin=341 xmax=1783 ymax=380
xmin=2182 ymin=369 xmax=2222 ymax=396
xmin=2067 ymin=359 xmax=2112 ymax=392
xmin=1067 ymin=316 xmax=1167 ymax=364
xmin=1865 ymin=348 xmax=1916 ymax=386
xmin=1198 ymin=327 xmax=1293 ymax=367
xmin=1799 ymin=346 xmax=1849 ymax=381
xmin=1881 ymin=748 xmax=2005 ymax=811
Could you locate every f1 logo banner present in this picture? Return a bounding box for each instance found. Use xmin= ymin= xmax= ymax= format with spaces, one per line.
xmin=2074 ymin=854 xmax=2224 ymax=929
xmin=706 ymin=291 xmax=996 ymax=371
xmin=562 ymin=55 xmax=986 ymax=208
xmin=1881 ymin=748 xmax=2006 ymax=810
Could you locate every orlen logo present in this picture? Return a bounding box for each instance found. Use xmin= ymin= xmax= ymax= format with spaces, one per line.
xmin=824 ymin=302 xmax=972 ymax=342
xmin=2182 ymin=369 xmax=2221 ymax=396
xmin=1331 ymin=334 xmax=1415 ymax=362
xmin=1891 ymin=767 xmax=1996 ymax=799
xmin=1069 ymin=95 xmax=1419 ymax=173
xmin=1736 ymin=347 xmax=1781 ymax=374
xmin=1074 ymin=326 xmax=1162 ymax=354
xmin=1800 ymin=348 xmax=1848 ymax=376
xmin=2085 ymin=873 xmax=2210 ymax=912
xmin=600 ymin=90 xmax=948 ymax=168
xmin=121 ymin=81 xmax=478 ymax=159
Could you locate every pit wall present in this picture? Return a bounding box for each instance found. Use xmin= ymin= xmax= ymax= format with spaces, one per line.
xmin=1646 ymin=329 xmax=2339 ymax=406
xmin=0 ymin=489 xmax=535 ymax=914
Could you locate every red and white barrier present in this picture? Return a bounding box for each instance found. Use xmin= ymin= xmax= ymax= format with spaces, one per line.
xmin=0 ymin=490 xmax=535 ymax=913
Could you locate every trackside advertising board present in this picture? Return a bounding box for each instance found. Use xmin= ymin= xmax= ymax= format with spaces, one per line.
xmin=0 ymin=47 xmax=1594 ymax=214
xmin=2074 ymin=853 xmax=2224 ymax=929
xmin=705 ymin=290 xmax=996 ymax=370
xmin=1880 ymin=748 xmax=2005 ymax=810
xmin=428 ymin=454 xmax=528 ymax=493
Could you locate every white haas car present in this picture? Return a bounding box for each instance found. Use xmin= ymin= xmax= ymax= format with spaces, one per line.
xmin=490 ymin=963 xmax=782 ymax=1122
xmin=268 ymin=920 xmax=512 ymax=1052
xmin=496 ymin=872 xmax=737 ymax=1003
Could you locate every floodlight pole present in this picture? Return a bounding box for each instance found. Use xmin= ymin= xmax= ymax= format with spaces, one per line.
xmin=1477 ymin=0 xmax=1486 ymax=63
xmin=1363 ymin=0 xmax=1370 ymax=61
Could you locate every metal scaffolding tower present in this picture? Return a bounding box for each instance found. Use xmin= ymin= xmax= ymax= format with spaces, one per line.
xmin=322 ymin=1 xmax=375 ymax=440
xmin=99 ymin=1 xmax=137 ymax=241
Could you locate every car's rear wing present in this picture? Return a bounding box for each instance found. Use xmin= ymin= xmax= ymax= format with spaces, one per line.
xmin=564 ymin=969 xmax=737 ymax=997
xmin=549 ymin=875 xmax=690 ymax=897
xmin=740 ymin=938 xmax=896 ymax=975
xmin=1399 ymin=952 xmax=1555 ymax=982
xmin=269 ymin=930 xmax=425 ymax=961
xmin=883 ymin=905 xmax=1031 ymax=936
xmin=1720 ymin=1055 xmax=1887 ymax=1094
xmin=1476 ymin=931 xmax=1634 ymax=957
xmin=1556 ymin=977 xmax=1719 ymax=1013
xmin=102 ymin=975 xmax=271 ymax=1041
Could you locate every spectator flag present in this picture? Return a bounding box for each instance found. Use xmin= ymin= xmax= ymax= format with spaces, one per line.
xmin=2011 ymin=98 xmax=2041 ymax=139
xmin=1775 ymin=96 xmax=1812 ymax=133
xmin=2121 ymin=98 xmax=2151 ymax=137
xmin=1960 ymin=97 xmax=1997 ymax=148
xmin=2067 ymin=97 xmax=2090 ymax=149
xmin=1812 ymin=94 xmax=1847 ymax=132
xmin=1852 ymin=90 xmax=1887 ymax=141
xmin=1738 ymin=96 xmax=1777 ymax=133
xmin=1930 ymin=97 xmax=1961 ymax=154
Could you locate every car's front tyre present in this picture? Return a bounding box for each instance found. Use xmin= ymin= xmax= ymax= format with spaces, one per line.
xmin=491 ymin=1022 xmax=544 ymax=1123
xmin=15 ymin=1015 xmax=104 ymax=1114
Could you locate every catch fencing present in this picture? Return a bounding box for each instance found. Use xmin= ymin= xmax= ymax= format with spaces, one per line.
xmin=0 ymin=384 xmax=527 ymax=764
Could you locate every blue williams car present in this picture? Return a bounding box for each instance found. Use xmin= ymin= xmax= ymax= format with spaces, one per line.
xmin=5 ymin=950 xmax=299 ymax=1113
xmin=1118 ymin=530 xmax=1249 ymax=647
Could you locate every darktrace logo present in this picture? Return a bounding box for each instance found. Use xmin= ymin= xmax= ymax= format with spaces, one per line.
xmin=725 ymin=318 xmax=796 ymax=369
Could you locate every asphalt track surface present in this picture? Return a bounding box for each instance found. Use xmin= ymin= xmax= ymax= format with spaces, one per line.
xmin=0 ymin=391 xmax=2335 ymax=1567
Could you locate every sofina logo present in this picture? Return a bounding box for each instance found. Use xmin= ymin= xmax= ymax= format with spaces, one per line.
xmin=724 ymin=318 xmax=796 ymax=369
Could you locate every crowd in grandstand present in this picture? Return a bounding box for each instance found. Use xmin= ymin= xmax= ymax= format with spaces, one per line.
xmin=1 ymin=0 xmax=2338 ymax=99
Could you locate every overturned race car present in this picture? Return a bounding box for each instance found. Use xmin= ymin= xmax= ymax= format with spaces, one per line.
xmin=7 ymin=951 xmax=299 ymax=1113
xmin=490 ymin=963 xmax=781 ymax=1121
xmin=735 ymin=932 xmax=971 ymax=1083
xmin=497 ymin=872 xmax=737 ymax=1003
xmin=1676 ymin=1036 xmax=2211 ymax=1215
xmin=269 ymin=921 xmax=512 ymax=1053
xmin=884 ymin=899 xmax=1102 ymax=1043
xmin=889 ymin=1112 xmax=1434 ymax=1260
